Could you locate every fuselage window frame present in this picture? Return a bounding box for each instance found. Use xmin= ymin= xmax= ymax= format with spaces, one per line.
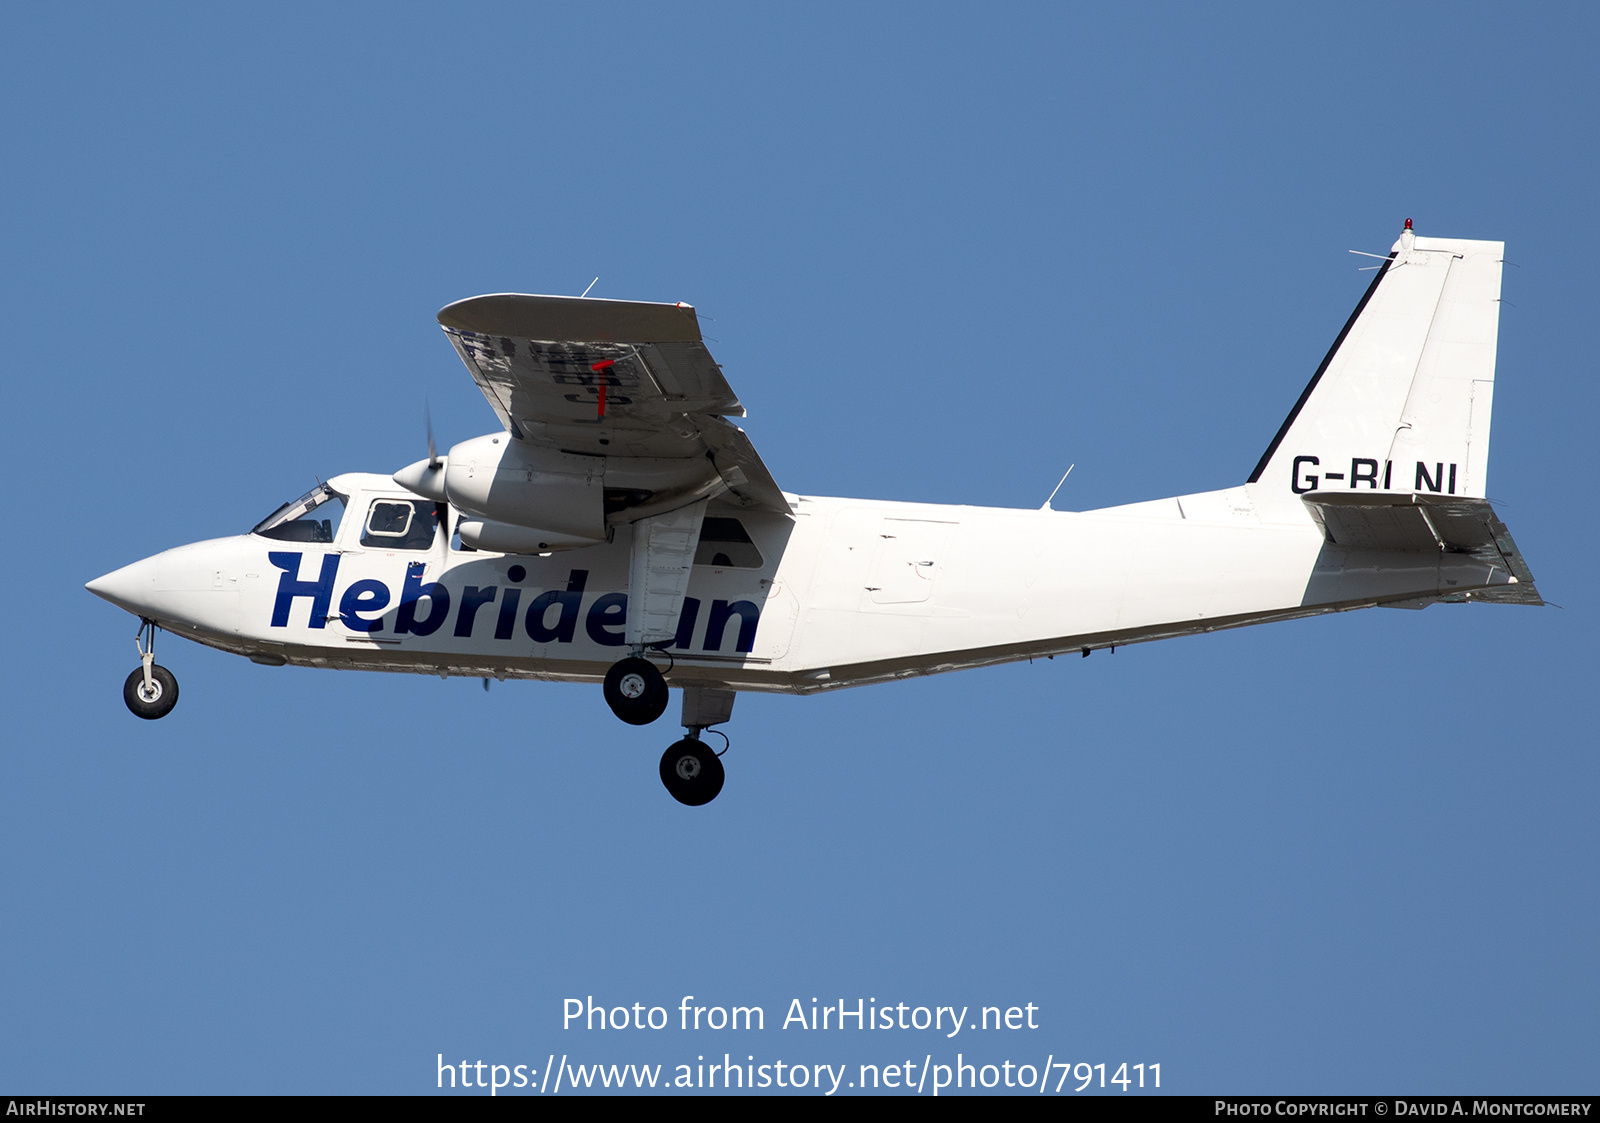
xmin=360 ymin=498 xmax=439 ymax=551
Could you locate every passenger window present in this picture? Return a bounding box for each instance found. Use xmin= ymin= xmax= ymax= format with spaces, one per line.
xmin=361 ymin=500 xmax=438 ymax=550
xmin=694 ymin=517 xmax=763 ymax=568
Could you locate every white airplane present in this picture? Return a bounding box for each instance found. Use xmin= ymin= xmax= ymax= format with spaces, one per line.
xmin=88 ymin=223 xmax=1541 ymax=804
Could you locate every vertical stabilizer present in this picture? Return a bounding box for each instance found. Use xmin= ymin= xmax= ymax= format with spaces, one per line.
xmin=1249 ymin=225 xmax=1504 ymax=508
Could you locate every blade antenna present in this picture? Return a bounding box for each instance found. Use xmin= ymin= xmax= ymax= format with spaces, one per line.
xmin=426 ymin=398 xmax=441 ymax=469
xmin=1041 ymin=464 xmax=1075 ymax=511
xmin=580 ymin=277 xmax=600 ymax=299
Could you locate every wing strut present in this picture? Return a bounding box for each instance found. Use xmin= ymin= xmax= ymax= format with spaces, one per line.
xmin=625 ymin=499 xmax=709 ymax=649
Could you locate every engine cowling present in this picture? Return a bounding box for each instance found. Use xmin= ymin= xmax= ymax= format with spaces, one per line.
xmin=393 ymin=431 xmax=728 ymax=552
xmin=441 ymin=434 xmax=605 ymax=543
xmin=393 ymin=434 xmax=604 ymax=547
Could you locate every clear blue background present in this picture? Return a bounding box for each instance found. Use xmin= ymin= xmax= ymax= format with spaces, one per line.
xmin=1 ymin=2 xmax=1594 ymax=1095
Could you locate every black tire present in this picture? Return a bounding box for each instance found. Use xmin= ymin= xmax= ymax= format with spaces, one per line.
xmin=603 ymin=657 xmax=668 ymax=725
xmin=659 ymin=738 xmax=725 ymax=806
xmin=123 ymin=665 xmax=179 ymax=720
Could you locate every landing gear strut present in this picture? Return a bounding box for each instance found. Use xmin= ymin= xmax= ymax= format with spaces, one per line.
xmin=124 ymin=619 xmax=179 ymax=720
xmin=602 ymin=655 xmax=668 ymax=725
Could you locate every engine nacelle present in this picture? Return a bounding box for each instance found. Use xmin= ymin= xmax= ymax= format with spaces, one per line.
xmin=393 ymin=430 xmax=730 ymax=546
xmin=439 ymin=434 xmax=606 ymax=542
xmin=394 ymin=439 xmax=604 ymax=546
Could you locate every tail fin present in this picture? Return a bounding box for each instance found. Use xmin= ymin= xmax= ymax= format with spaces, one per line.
xmin=1249 ymin=225 xmax=1504 ymax=504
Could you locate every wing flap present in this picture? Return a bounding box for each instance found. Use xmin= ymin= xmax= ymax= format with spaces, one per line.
xmin=697 ymin=414 xmax=789 ymax=511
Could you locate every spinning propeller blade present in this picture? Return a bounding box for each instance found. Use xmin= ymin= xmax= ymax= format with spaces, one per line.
xmin=392 ymin=400 xmax=449 ymax=501
xmin=426 ymin=400 xmax=441 ymax=469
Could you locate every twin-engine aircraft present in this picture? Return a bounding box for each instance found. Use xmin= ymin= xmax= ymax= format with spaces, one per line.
xmin=88 ymin=224 xmax=1542 ymax=804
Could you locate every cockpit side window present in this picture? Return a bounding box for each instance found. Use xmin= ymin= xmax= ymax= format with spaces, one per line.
xmin=252 ymin=484 xmax=347 ymax=543
xmin=360 ymin=499 xmax=438 ymax=550
xmin=694 ymin=517 xmax=763 ymax=568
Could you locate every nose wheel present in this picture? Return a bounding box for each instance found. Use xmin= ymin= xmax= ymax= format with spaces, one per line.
xmin=123 ymin=619 xmax=179 ymax=720
xmin=124 ymin=665 xmax=179 ymax=720
xmin=603 ymin=656 xmax=669 ymax=725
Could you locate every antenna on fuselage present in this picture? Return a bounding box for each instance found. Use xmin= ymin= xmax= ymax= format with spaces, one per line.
xmin=1040 ymin=464 xmax=1075 ymax=511
xmin=580 ymin=277 xmax=600 ymax=298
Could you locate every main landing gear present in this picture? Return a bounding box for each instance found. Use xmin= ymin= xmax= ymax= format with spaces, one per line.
xmin=602 ymin=655 xmax=669 ymax=725
xmin=602 ymin=666 xmax=736 ymax=805
xmin=124 ymin=619 xmax=179 ymax=720
xmin=659 ymin=686 xmax=737 ymax=806
xmin=659 ymin=735 xmax=725 ymax=806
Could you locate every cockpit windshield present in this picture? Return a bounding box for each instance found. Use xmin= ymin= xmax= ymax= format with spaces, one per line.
xmin=251 ymin=483 xmax=347 ymax=543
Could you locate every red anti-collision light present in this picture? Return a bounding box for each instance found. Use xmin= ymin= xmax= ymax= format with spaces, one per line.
xmin=1404 ymin=218 xmax=1413 ymax=230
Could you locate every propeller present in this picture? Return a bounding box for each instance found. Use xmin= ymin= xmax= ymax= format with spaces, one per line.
xmin=426 ymin=398 xmax=442 ymax=470
xmin=392 ymin=400 xmax=449 ymax=501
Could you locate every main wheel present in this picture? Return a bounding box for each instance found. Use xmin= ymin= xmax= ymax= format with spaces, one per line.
xmin=659 ymin=738 xmax=725 ymax=806
xmin=603 ymin=657 xmax=668 ymax=725
xmin=123 ymin=665 xmax=179 ymax=720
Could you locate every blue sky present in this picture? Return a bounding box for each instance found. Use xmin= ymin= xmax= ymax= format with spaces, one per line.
xmin=2 ymin=2 xmax=1595 ymax=1095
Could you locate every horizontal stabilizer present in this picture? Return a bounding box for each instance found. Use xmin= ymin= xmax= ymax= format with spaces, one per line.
xmin=1304 ymin=492 xmax=1542 ymax=605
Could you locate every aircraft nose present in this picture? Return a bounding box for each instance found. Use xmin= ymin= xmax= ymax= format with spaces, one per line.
xmin=86 ymin=556 xmax=161 ymax=615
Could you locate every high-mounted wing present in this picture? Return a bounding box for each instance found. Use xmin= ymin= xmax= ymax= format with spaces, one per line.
xmin=437 ymin=294 xmax=788 ymax=513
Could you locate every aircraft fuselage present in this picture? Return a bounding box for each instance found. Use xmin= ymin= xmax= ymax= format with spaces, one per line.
xmin=90 ymin=473 xmax=1515 ymax=697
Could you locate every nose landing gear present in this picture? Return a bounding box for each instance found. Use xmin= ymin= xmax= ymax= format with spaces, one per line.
xmin=124 ymin=619 xmax=179 ymax=720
